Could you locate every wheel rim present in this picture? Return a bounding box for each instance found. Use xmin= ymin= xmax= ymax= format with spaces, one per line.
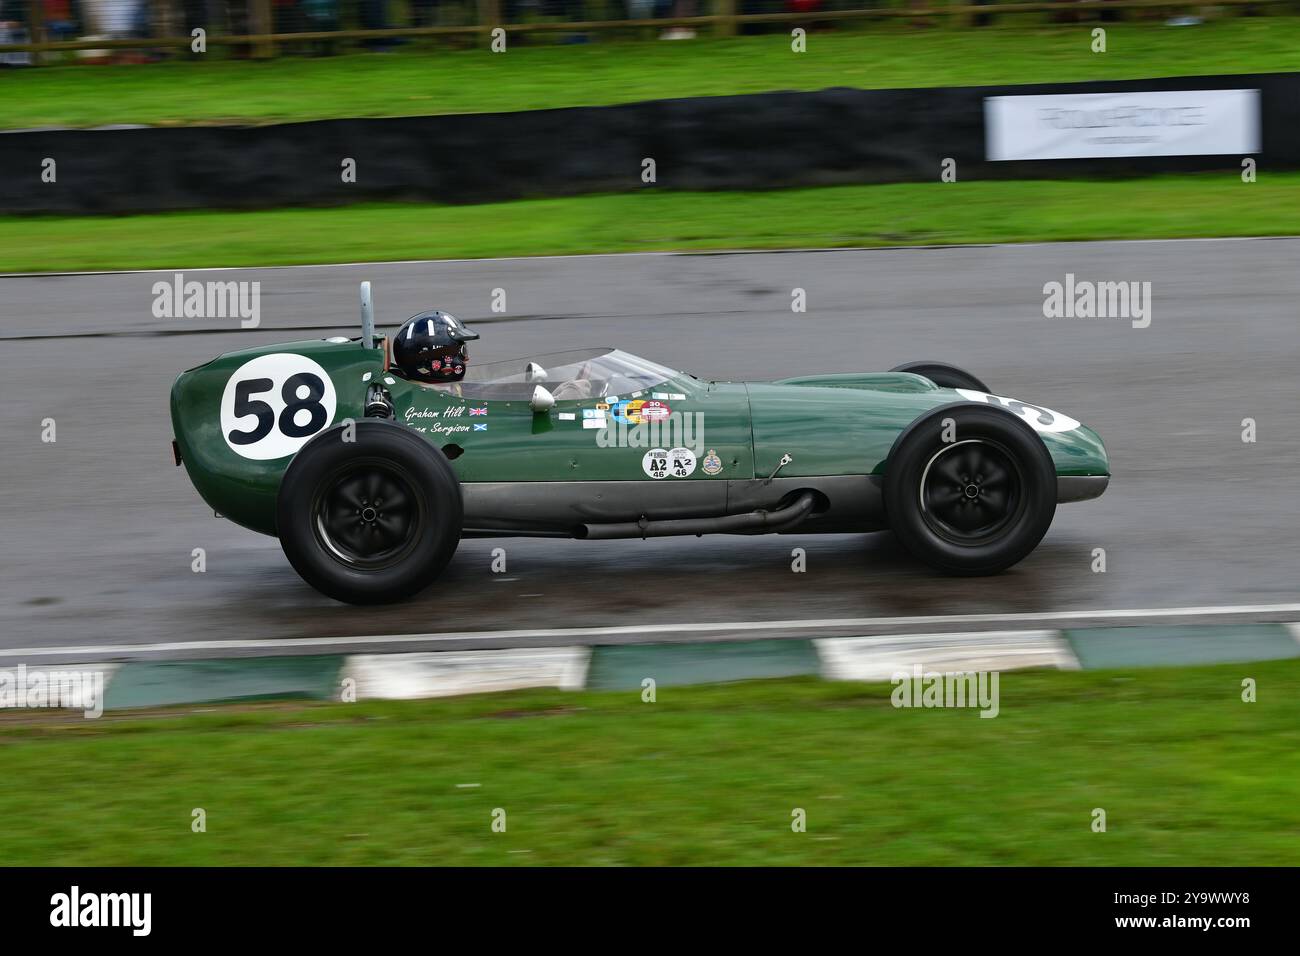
xmin=312 ymin=459 xmax=423 ymax=570
xmin=918 ymin=439 xmax=1025 ymax=544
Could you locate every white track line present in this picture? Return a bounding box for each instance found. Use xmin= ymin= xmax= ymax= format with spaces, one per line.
xmin=3 ymin=603 xmax=1300 ymax=660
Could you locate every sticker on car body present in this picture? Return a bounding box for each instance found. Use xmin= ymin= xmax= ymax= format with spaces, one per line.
xmin=221 ymin=353 xmax=338 ymax=460
xmin=954 ymin=388 xmax=1081 ymax=434
xmin=643 ymin=447 xmax=697 ymax=479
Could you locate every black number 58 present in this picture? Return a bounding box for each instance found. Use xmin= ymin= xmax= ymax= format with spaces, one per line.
xmin=228 ymin=373 xmax=328 ymax=445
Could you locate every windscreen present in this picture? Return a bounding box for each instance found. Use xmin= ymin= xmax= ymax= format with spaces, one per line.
xmin=456 ymin=348 xmax=682 ymax=400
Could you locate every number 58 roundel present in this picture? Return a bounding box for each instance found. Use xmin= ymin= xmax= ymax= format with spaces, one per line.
xmin=220 ymin=353 xmax=338 ymax=460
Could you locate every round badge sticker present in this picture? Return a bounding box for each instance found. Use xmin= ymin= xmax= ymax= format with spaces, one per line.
xmin=667 ymin=446 xmax=697 ymax=478
xmin=612 ymin=399 xmax=648 ymax=425
xmin=640 ymin=400 xmax=671 ymax=421
xmin=220 ymin=353 xmax=338 ymax=460
xmin=643 ymin=448 xmax=670 ymax=480
xmin=954 ymin=388 xmax=1081 ymax=434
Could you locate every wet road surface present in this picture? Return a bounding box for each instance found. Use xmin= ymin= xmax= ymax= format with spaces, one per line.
xmin=3 ymin=239 xmax=1298 ymax=660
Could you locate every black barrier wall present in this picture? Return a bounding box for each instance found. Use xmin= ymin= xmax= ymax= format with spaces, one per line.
xmin=2 ymin=73 xmax=1297 ymax=215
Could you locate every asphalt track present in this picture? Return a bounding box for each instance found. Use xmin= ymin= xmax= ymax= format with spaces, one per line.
xmin=3 ymin=239 xmax=1299 ymax=662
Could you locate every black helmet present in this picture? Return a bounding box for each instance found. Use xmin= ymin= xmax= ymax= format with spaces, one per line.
xmin=391 ymin=310 xmax=480 ymax=384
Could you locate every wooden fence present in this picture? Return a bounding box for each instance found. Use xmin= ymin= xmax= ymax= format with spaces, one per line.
xmin=3 ymin=0 xmax=1291 ymax=60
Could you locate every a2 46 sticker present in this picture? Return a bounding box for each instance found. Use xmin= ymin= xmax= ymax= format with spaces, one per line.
xmin=643 ymin=447 xmax=697 ymax=480
xmin=954 ymin=388 xmax=1081 ymax=434
xmin=221 ymin=353 xmax=338 ymax=460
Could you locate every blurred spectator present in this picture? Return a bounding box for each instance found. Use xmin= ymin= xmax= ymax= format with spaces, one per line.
xmin=539 ymin=0 xmax=579 ymax=16
xmin=274 ymin=0 xmax=301 ymax=36
xmin=44 ymin=0 xmax=80 ymax=41
xmin=360 ymin=0 xmax=398 ymax=50
xmin=182 ymin=0 xmax=205 ymax=47
xmin=738 ymin=0 xmax=777 ymax=35
xmin=128 ymin=0 xmax=151 ymax=37
xmin=227 ymin=0 xmax=253 ymax=58
xmin=660 ymin=0 xmax=694 ymax=39
xmin=537 ymin=0 xmax=588 ymax=43
xmin=411 ymin=0 xmax=436 ymax=27
xmin=0 ymin=0 xmax=33 ymax=66
xmin=302 ymin=0 xmax=337 ymax=55
xmin=275 ymin=0 xmax=309 ymax=54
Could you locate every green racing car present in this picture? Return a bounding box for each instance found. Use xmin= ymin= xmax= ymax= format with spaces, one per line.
xmin=170 ymin=283 xmax=1110 ymax=604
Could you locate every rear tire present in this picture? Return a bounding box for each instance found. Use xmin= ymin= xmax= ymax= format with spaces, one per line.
xmin=276 ymin=420 xmax=462 ymax=604
xmin=884 ymin=403 xmax=1056 ymax=575
xmin=890 ymin=361 xmax=990 ymax=393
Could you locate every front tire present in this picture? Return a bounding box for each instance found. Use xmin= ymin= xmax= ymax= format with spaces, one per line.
xmin=890 ymin=361 xmax=990 ymax=393
xmin=276 ymin=420 xmax=462 ymax=604
xmin=884 ymin=404 xmax=1056 ymax=575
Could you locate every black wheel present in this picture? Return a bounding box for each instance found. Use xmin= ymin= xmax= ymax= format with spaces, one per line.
xmin=884 ymin=403 xmax=1056 ymax=575
xmin=890 ymin=361 xmax=990 ymax=393
xmin=276 ymin=420 xmax=462 ymax=604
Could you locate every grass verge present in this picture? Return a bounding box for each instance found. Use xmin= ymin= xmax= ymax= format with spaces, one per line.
xmin=1 ymin=660 xmax=1298 ymax=865
xmin=4 ymin=174 xmax=1295 ymax=273
xmin=7 ymin=21 xmax=1300 ymax=129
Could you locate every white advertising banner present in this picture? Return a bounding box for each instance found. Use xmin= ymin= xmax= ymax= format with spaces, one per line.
xmin=984 ymin=89 xmax=1261 ymax=161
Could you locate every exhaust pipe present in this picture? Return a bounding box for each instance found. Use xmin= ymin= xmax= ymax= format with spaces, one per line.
xmin=575 ymin=491 xmax=818 ymax=541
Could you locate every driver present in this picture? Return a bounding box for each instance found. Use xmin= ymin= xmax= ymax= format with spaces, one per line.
xmin=552 ymin=361 xmax=596 ymax=400
xmin=391 ymin=310 xmax=479 ymax=391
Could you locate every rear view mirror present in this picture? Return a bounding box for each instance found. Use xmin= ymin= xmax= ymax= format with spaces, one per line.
xmin=525 ymin=362 xmax=548 ymax=383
